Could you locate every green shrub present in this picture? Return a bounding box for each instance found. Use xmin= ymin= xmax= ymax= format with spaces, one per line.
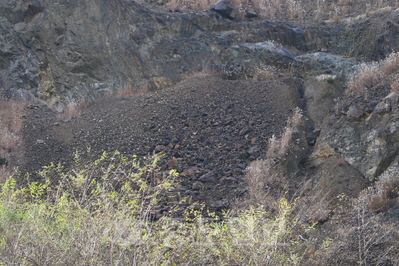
xmin=0 ymin=158 xmax=7 ymax=165
xmin=326 ymin=77 xmax=335 ymax=83
xmin=0 ymin=151 xmax=307 ymax=265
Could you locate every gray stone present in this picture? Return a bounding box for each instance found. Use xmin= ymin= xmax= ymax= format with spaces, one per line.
xmin=347 ymin=104 xmax=364 ymax=121
xmin=211 ymin=0 xmax=235 ymax=19
xmin=198 ymin=171 xmax=217 ymax=183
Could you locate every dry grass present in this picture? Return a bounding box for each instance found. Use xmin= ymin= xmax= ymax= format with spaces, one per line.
xmin=347 ymin=62 xmax=381 ymax=95
xmin=380 ymin=51 xmax=399 ymax=75
xmin=245 ymin=160 xmax=274 ymax=204
xmin=338 ymin=0 xmax=352 ymax=4
xmin=0 ymin=100 xmax=25 ymax=155
xmin=287 ymin=0 xmax=305 ymax=19
xmin=347 ymin=52 xmax=399 ymax=97
xmin=282 ymin=108 xmax=302 ymax=151
xmin=252 ymin=65 xmax=279 ymax=81
xmin=296 ymin=183 xmax=331 ymax=224
xmin=390 ymin=80 xmax=399 ymax=95
xmin=332 ymin=14 xmax=341 ymax=22
xmin=246 ymin=107 xmax=303 ymax=206
xmin=160 ymin=0 xmax=398 ymax=22
xmin=337 ymin=156 xmax=346 ymax=166
xmin=366 ymin=166 xmax=399 ymax=211
xmin=0 ymin=166 xmax=9 ymax=183
xmin=57 ymin=99 xmax=81 ymax=120
xmin=181 ymin=70 xmax=213 ymax=80
xmin=111 ymin=85 xmax=150 ymax=100
xmin=166 ymin=0 xmax=214 ymax=12
xmin=66 ymin=100 xmax=80 ymax=118
xmin=343 ymin=184 xmax=399 ymax=265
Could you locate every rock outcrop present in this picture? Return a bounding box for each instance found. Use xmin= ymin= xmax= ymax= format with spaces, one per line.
xmin=0 ymin=0 xmax=345 ymax=110
xmin=310 ymin=90 xmax=399 ymax=182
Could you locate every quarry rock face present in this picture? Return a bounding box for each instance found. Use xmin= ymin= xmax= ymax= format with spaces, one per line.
xmin=2 ymin=0 xmax=399 ymax=190
xmin=0 ymin=0 xmax=344 ymax=109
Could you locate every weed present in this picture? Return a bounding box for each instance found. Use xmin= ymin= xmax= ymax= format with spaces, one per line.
xmin=326 ymin=77 xmax=335 ymax=83
xmin=0 ymin=158 xmax=7 ymax=165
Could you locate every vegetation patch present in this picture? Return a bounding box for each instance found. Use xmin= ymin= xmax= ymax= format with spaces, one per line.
xmin=0 ymin=150 xmax=312 ymax=266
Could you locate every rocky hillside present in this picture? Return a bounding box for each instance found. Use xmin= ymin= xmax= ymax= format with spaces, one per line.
xmin=0 ymin=0 xmax=342 ymax=108
xmin=2 ymin=0 xmax=399 ymax=264
xmin=1 ymin=0 xmax=399 ymax=105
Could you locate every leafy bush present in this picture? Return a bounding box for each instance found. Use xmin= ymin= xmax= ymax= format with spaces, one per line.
xmin=0 ymin=151 xmax=307 ymax=266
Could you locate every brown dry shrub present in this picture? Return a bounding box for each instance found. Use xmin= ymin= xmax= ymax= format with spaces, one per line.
xmin=332 ymin=14 xmax=340 ymax=22
xmin=369 ymin=195 xmax=386 ymax=211
xmin=182 ymin=71 xmax=212 ymax=80
xmin=359 ymin=166 xmax=399 ymax=211
xmin=66 ymin=100 xmax=80 ymax=119
xmin=246 ymin=107 xmax=303 ymax=205
xmin=245 ymin=160 xmax=271 ymax=204
xmin=111 ymin=85 xmax=149 ymax=100
xmin=0 ymin=98 xmax=26 ymax=181
xmin=347 ymin=52 xmax=399 ymax=97
xmin=341 ymin=6 xmax=349 ymax=14
xmin=287 ymin=0 xmax=305 ymax=19
xmin=278 ymin=107 xmax=303 ymax=156
xmin=347 ymin=62 xmax=381 ymax=95
xmin=390 ymin=81 xmax=399 ymax=94
xmin=166 ymin=0 xmax=213 ymax=12
xmin=0 ymin=99 xmax=25 ymax=155
xmin=57 ymin=99 xmax=81 ymax=120
xmin=335 ymin=199 xmax=398 ymax=265
xmin=380 ymin=52 xmax=399 ymax=76
xmin=374 ymin=166 xmax=399 ymax=200
xmin=337 ymin=158 xmax=346 ymax=167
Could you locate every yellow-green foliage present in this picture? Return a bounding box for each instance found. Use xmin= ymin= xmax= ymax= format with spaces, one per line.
xmin=0 ymin=151 xmax=304 ymax=266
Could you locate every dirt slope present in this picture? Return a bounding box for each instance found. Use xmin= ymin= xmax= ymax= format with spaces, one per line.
xmin=21 ymin=76 xmax=301 ymax=206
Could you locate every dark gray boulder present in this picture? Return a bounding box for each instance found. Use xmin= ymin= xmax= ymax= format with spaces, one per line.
xmin=211 ymin=0 xmax=235 ymax=19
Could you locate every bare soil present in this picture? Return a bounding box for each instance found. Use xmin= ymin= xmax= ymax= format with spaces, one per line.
xmin=21 ymin=76 xmax=300 ymax=207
